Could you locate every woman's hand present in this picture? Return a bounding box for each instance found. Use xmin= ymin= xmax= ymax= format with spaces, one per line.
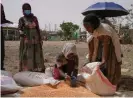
xmin=20 ymin=37 xmax=24 ymax=40
xmin=29 ymin=22 xmax=36 ymax=28
xmin=96 ymin=61 xmax=105 ymax=70
xmin=65 ymin=74 xmax=71 ymax=80
xmin=41 ymin=40 xmax=43 ymax=45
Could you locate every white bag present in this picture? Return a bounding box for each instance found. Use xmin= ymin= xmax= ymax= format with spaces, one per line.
xmin=1 ymin=70 xmax=12 ymax=77
xmin=45 ymin=67 xmax=53 ymax=77
xmin=77 ymin=62 xmax=116 ymax=96
xmin=13 ymin=71 xmax=60 ymax=86
xmin=1 ymin=70 xmax=22 ymax=95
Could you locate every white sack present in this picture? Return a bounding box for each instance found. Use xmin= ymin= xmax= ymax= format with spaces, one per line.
xmin=77 ymin=62 xmax=116 ymax=96
xmin=1 ymin=70 xmax=22 ymax=95
xmin=13 ymin=71 xmax=60 ymax=86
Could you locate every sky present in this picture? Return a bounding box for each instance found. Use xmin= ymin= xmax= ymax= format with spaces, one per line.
xmin=2 ymin=0 xmax=133 ymax=31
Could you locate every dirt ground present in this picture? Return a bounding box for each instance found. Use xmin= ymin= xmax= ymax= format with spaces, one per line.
xmin=4 ymin=41 xmax=133 ymax=97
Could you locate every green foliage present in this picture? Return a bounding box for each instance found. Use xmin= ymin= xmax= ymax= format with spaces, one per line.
xmin=60 ymin=22 xmax=79 ymax=40
xmin=57 ymin=30 xmax=63 ymax=37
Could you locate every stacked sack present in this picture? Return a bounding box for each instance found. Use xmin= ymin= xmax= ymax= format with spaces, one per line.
xmin=1 ymin=70 xmax=22 ymax=95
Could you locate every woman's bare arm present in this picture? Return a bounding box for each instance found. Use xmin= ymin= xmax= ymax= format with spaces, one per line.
xmin=88 ymin=38 xmax=94 ymax=62
xmin=99 ymin=36 xmax=110 ymax=68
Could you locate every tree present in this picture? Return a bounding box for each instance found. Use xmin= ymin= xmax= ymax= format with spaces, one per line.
xmin=108 ymin=5 xmax=133 ymax=44
xmin=40 ymin=29 xmax=48 ymax=40
xmin=124 ymin=4 xmax=133 ymax=28
xmin=57 ymin=30 xmax=63 ymax=38
xmin=108 ymin=4 xmax=133 ymax=29
xmin=60 ymin=22 xmax=79 ymax=40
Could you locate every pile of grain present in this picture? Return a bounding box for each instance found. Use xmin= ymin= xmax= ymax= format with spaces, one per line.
xmin=21 ymin=81 xmax=99 ymax=97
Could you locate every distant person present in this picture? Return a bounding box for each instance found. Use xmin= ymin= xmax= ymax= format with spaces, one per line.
xmin=18 ymin=3 xmax=45 ymax=72
xmin=1 ymin=3 xmax=13 ymax=70
xmin=83 ymin=14 xmax=122 ymax=85
xmin=55 ymin=43 xmax=79 ymax=79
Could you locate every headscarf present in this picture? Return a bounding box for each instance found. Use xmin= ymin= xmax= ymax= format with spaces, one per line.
xmin=22 ymin=3 xmax=31 ymax=10
xmin=22 ymin=3 xmax=33 ymax=17
xmin=62 ymin=43 xmax=77 ymax=58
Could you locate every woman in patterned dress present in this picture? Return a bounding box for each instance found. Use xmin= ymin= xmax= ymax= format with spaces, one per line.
xmin=18 ymin=3 xmax=45 ymax=72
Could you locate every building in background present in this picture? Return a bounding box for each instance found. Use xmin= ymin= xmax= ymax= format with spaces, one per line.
xmin=3 ymin=27 xmax=19 ymax=40
xmin=2 ymin=23 xmax=19 ymax=40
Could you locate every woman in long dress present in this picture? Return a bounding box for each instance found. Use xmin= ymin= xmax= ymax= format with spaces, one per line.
xmin=18 ymin=3 xmax=45 ymax=72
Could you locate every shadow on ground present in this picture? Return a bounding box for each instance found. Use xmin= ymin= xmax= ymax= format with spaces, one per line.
xmin=118 ymin=75 xmax=133 ymax=91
